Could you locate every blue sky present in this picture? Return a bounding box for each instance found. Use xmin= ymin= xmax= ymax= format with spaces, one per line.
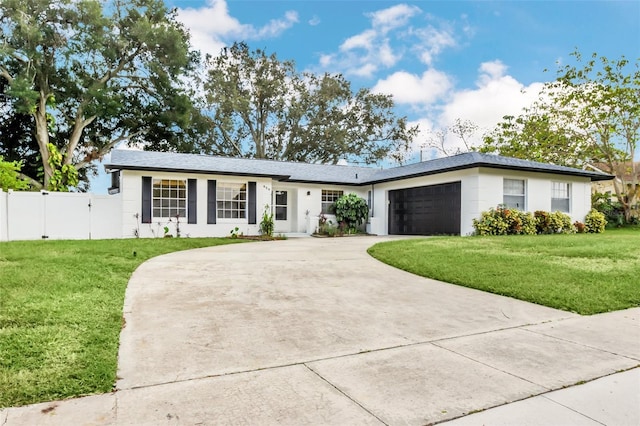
xmin=92 ymin=0 xmax=640 ymax=192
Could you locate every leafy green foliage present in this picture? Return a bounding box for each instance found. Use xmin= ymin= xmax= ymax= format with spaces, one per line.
xmin=44 ymin=143 xmax=78 ymax=191
xmin=259 ymin=205 xmax=274 ymax=237
xmin=472 ymin=206 xmax=536 ymax=235
xmin=368 ymin=228 xmax=640 ymax=315
xmin=333 ymin=193 xmax=369 ymax=233
xmin=473 ymin=207 xmax=579 ymax=235
xmin=592 ymin=191 xmax=636 ymax=227
xmin=534 ymin=210 xmax=575 ymax=234
xmin=0 ymin=238 xmax=246 ymax=408
xmin=201 ymin=42 xmax=418 ymax=165
xmin=479 ymin=51 xmax=639 ymax=221
xmin=585 ymin=209 xmax=607 ymax=233
xmin=480 ymin=112 xmax=594 ymax=168
xmin=0 ymin=0 xmax=199 ymax=189
xmin=0 ymin=156 xmax=29 ymax=191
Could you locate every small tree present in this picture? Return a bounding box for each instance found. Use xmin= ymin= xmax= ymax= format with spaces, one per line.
xmin=0 ymin=156 xmax=29 ymax=191
xmin=334 ymin=194 xmax=368 ymax=234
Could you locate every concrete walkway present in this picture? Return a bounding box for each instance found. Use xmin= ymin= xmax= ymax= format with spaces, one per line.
xmin=2 ymin=237 xmax=639 ymax=425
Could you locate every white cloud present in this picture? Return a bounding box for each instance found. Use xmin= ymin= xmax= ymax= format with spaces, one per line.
xmin=477 ymin=60 xmax=508 ymax=85
xmin=323 ymin=4 xmax=428 ymax=77
xmin=340 ymin=29 xmax=377 ymax=51
xmin=412 ymin=25 xmax=457 ymax=66
xmin=368 ymin=3 xmax=421 ymax=34
xmin=434 ymin=60 xmax=544 ymax=153
xmin=315 ymin=3 xmax=464 ymax=79
xmin=309 ymin=15 xmax=321 ymax=26
xmin=379 ymin=40 xmax=398 ymax=67
xmin=255 ymin=11 xmax=299 ymax=38
xmin=177 ymin=0 xmax=298 ymax=58
xmin=372 ymin=69 xmax=452 ymax=105
xmin=319 ymin=54 xmax=333 ymax=68
xmin=352 ymin=63 xmax=378 ymax=78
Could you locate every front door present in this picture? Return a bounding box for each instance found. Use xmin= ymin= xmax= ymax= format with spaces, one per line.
xmin=274 ymin=190 xmax=290 ymax=233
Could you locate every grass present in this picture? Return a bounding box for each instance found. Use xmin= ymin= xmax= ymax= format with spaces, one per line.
xmin=368 ymin=227 xmax=640 ymax=316
xmin=0 ymin=238 xmax=245 ymax=408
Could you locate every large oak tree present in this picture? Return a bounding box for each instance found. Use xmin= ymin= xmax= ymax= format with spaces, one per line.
xmin=0 ymin=0 xmax=198 ymax=189
xmin=200 ymin=42 xmax=418 ymax=165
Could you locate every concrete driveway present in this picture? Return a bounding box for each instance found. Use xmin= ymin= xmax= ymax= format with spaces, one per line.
xmin=3 ymin=236 xmax=639 ymax=425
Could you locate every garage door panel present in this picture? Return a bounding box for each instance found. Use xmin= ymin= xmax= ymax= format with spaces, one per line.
xmin=389 ymin=182 xmax=461 ymax=236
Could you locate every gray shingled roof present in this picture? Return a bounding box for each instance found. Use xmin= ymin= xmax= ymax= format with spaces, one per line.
xmin=366 ymin=151 xmax=613 ymax=183
xmin=106 ymin=149 xmax=377 ymax=185
xmin=105 ymin=149 xmax=613 ymax=185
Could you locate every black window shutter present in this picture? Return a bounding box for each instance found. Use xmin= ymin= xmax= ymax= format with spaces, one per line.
xmin=207 ymin=180 xmax=216 ymax=224
xmin=248 ymin=181 xmax=257 ymax=224
xmin=187 ymin=179 xmax=197 ymax=224
xmin=141 ymin=176 xmax=152 ymax=224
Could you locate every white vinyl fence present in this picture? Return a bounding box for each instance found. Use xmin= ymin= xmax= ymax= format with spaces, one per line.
xmin=0 ymin=190 xmax=122 ymax=242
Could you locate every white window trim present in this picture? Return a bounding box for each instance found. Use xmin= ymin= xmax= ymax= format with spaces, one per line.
xmin=152 ymin=178 xmax=187 ymax=219
xmin=551 ymin=182 xmax=571 ymax=213
xmin=321 ymin=189 xmax=344 ymax=214
xmin=216 ymin=182 xmax=247 ymax=220
xmin=503 ymin=178 xmax=526 ymax=210
xmin=275 ymin=190 xmax=287 ymax=221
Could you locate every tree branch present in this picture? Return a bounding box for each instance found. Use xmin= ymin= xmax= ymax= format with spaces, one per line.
xmin=0 ymin=66 xmax=14 ymax=83
xmin=74 ymin=130 xmax=145 ymax=170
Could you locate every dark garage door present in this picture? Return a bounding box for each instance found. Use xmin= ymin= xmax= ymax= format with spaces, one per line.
xmin=388 ymin=181 xmax=461 ymax=235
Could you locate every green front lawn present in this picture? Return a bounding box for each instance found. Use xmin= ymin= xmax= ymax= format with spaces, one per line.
xmin=0 ymin=238 xmax=245 ymax=408
xmin=368 ymin=228 xmax=640 ymax=316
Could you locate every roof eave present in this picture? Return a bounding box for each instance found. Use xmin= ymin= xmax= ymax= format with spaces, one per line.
xmin=104 ymin=164 xmax=291 ymax=181
xmin=363 ymin=162 xmax=614 ymax=184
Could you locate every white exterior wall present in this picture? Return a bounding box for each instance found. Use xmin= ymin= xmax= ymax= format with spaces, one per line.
xmin=302 ymin=185 xmax=368 ymax=234
xmin=477 ymin=168 xmax=593 ymax=224
xmin=121 ymin=170 xmax=272 ymax=238
xmin=366 ymin=167 xmax=594 ymax=236
xmin=120 ymin=170 xmax=370 ymax=237
xmin=367 ymin=169 xmax=478 ymax=236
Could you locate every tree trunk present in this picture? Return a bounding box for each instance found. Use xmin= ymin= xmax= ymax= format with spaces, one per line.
xmin=33 ymin=92 xmax=52 ymax=188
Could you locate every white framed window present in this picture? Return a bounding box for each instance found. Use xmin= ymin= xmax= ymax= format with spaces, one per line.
xmin=503 ymin=179 xmax=526 ymax=210
xmin=153 ymin=179 xmax=186 ymax=218
xmin=217 ymin=182 xmax=246 ymax=219
xmin=275 ymin=190 xmax=287 ymax=220
xmin=551 ymin=182 xmax=571 ymax=212
xmin=321 ymin=189 xmax=343 ymax=214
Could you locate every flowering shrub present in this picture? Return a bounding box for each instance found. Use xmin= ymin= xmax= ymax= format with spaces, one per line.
xmin=584 ymin=209 xmax=607 ymax=233
xmin=472 ymin=206 xmax=536 ymax=236
xmin=534 ymin=210 xmax=574 ymax=234
xmin=473 ymin=206 xmax=603 ymax=236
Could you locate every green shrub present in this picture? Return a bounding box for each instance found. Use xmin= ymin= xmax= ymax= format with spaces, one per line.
xmin=592 ymin=192 xmax=626 ymax=227
xmin=585 ymin=209 xmax=607 ymax=233
xmin=259 ymin=205 xmax=274 ymax=237
xmin=535 ymin=210 xmax=574 ymax=234
xmin=551 ymin=211 xmax=575 ymax=234
xmin=334 ymin=193 xmax=368 ymax=233
xmin=473 ymin=206 xmax=535 ymax=236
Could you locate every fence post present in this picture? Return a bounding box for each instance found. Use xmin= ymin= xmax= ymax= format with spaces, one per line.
xmin=0 ymin=189 xmax=7 ymax=242
xmin=41 ymin=190 xmax=50 ymax=239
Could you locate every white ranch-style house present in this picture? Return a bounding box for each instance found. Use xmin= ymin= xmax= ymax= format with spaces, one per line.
xmin=104 ymin=149 xmax=612 ymax=238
